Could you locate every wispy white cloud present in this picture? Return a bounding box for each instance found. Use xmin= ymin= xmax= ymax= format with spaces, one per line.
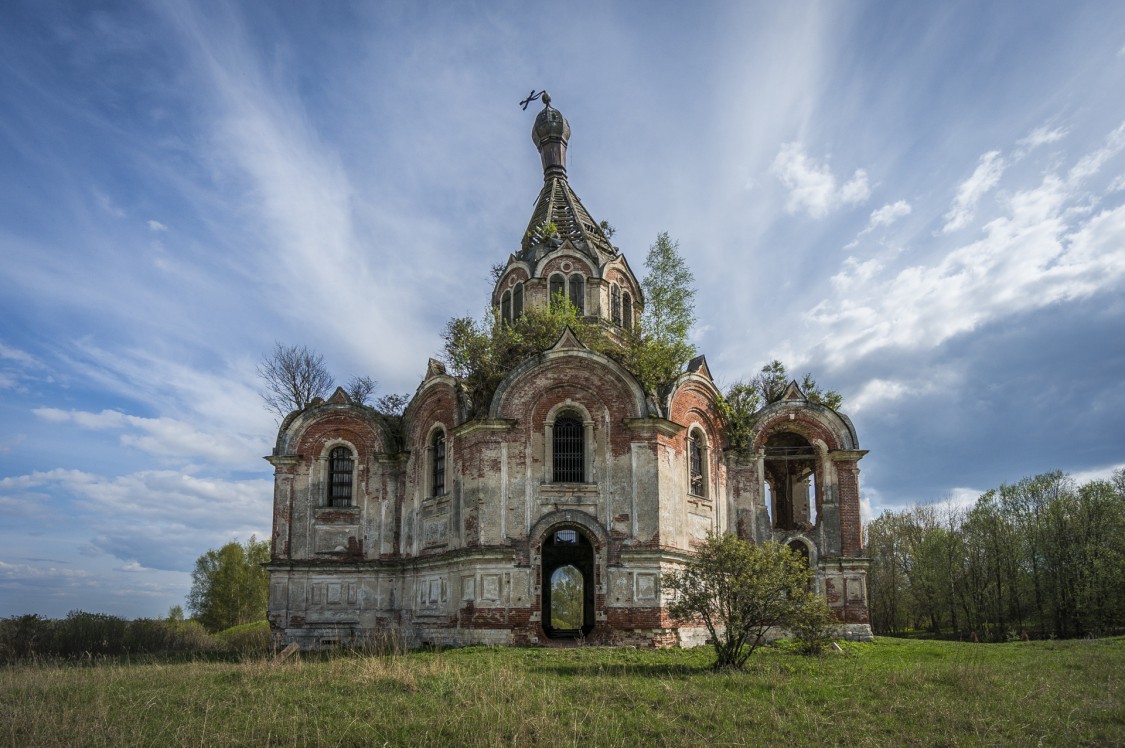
xmin=146 ymin=219 xmax=167 ymax=232
xmin=1067 ymin=122 xmax=1125 ymax=185
xmin=772 ymin=142 xmax=870 ymax=219
xmin=0 ymin=560 xmax=90 ymax=581
xmin=846 ymin=371 xmax=955 ymax=415
xmin=844 ymin=200 xmax=912 ymax=249
xmin=33 ymin=407 xmax=260 ymax=465
xmin=160 ymin=2 xmax=442 ymax=385
xmin=0 ymin=435 xmax=25 ymax=454
xmin=869 ymin=200 xmax=912 ymax=227
xmin=0 ymin=468 xmax=271 ymax=570
xmin=91 ymin=188 xmax=125 ymax=218
xmin=812 ymin=123 xmax=1125 ymax=367
xmin=942 ymin=150 xmax=1005 ymax=233
xmin=0 ymin=342 xmax=41 ymax=367
xmin=1018 ymin=125 xmax=1067 ymax=151
xmin=1068 ymin=461 xmax=1125 ymax=485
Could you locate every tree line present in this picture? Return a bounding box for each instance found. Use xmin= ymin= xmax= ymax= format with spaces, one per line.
xmin=866 ymin=468 xmax=1125 ymax=640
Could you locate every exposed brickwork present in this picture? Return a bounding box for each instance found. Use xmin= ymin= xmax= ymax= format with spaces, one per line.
xmin=835 ymin=461 xmax=864 ymax=556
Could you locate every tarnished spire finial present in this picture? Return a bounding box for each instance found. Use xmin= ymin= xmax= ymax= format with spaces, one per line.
xmin=529 ymin=91 xmax=569 ymax=179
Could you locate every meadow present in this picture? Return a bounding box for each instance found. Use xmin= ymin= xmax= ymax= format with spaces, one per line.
xmin=2 ymin=637 xmax=1122 ymax=747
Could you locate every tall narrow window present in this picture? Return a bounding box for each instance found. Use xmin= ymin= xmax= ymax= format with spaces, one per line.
xmin=432 ymin=431 xmax=446 ymax=497
xmin=549 ymin=273 xmax=565 ymax=306
xmin=501 ymin=290 xmax=512 ymax=324
xmin=611 ymin=284 xmax=622 ymax=326
xmin=553 ymin=413 xmax=584 ymax=483
xmin=689 ymin=431 xmax=705 ymax=497
xmin=622 ymin=292 xmax=633 ymax=329
xmin=328 ymin=446 xmax=354 ymax=507
xmin=513 ymin=283 xmax=524 ymax=319
xmin=569 ymin=274 xmax=584 ymax=314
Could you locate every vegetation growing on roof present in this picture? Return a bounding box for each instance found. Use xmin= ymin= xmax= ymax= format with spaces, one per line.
xmin=719 ymin=360 xmax=844 ymax=451
xmin=441 ymin=233 xmax=699 ymax=415
xmin=441 ymin=297 xmax=616 ymax=418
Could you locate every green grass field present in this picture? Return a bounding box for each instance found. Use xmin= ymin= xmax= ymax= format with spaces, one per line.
xmin=2 ymin=637 xmax=1121 ymax=746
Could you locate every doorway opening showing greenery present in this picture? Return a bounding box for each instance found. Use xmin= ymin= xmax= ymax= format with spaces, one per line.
xmin=541 ymin=528 xmax=595 ymax=638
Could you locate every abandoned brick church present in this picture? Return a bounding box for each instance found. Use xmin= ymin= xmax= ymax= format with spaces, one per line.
xmin=265 ymin=95 xmax=872 ymax=647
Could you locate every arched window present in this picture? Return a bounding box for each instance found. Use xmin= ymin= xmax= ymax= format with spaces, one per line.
xmin=327 ymin=446 xmax=354 ymax=507
xmin=501 ymin=290 xmax=512 ymax=324
xmin=611 ymin=284 xmax=622 ymax=326
xmin=689 ymin=429 xmax=707 ymax=497
xmin=431 ymin=430 xmax=446 ymax=497
xmin=549 ymin=273 xmax=565 ymax=306
xmin=622 ymin=292 xmax=633 ymax=330
xmin=513 ymin=283 xmax=524 ymax=319
xmin=553 ymin=413 xmax=585 ymax=483
xmin=569 ymin=273 xmax=584 ymax=314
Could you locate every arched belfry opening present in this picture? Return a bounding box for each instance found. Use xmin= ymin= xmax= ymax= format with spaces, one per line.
xmin=541 ymin=527 xmax=595 ymax=638
xmin=763 ymin=432 xmax=819 ymax=531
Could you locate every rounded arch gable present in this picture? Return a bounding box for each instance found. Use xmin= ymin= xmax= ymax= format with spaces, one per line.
xmin=600 ymin=256 xmax=642 ymax=301
xmin=405 ymin=377 xmax=458 ymax=448
xmin=534 ymin=250 xmax=596 ymax=280
xmin=492 ymin=261 xmax=533 ymax=305
xmin=489 ymin=349 xmax=647 ymax=421
xmin=276 ymin=404 xmax=389 ymax=458
xmin=668 ymin=375 xmax=723 ymax=437
xmin=748 ymin=402 xmax=858 ymax=453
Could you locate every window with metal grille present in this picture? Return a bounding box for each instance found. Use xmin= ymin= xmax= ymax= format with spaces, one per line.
xmin=569 ymin=274 xmax=584 ymax=313
xmin=549 ymin=273 xmax=565 ymax=306
xmin=432 ymin=431 xmax=446 ymax=496
xmin=553 ymin=414 xmax=584 ymax=483
xmin=513 ymin=283 xmax=524 ymax=318
xmin=555 ymin=529 xmax=577 ymax=543
xmin=611 ymin=284 xmax=622 ymax=326
xmin=622 ymin=292 xmax=633 ymax=329
xmin=328 ymin=446 xmax=354 ymax=506
xmin=501 ymin=290 xmax=511 ymax=324
xmin=689 ymin=431 xmax=705 ymax=496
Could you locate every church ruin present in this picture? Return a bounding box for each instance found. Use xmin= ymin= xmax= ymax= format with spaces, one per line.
xmin=265 ymin=95 xmax=872 ymax=647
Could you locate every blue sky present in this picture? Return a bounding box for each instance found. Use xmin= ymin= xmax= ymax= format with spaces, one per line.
xmin=2 ymin=0 xmax=1123 ymax=619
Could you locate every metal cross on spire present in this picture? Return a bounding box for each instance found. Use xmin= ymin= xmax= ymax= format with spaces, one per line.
xmin=519 ymin=89 xmax=550 ymax=110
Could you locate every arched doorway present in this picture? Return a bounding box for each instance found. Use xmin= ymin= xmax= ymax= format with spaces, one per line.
xmin=541 ymin=528 xmax=595 ymax=638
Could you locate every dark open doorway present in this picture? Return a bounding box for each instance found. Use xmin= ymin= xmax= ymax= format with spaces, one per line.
xmin=541 ymin=528 xmax=595 ymax=638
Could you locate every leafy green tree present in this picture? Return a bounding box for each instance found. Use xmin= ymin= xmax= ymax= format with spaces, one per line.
xmin=187 ymin=536 xmax=270 ymax=632
xmin=865 ymin=469 xmax=1125 ymax=641
xmin=549 ymin=565 xmax=584 ymax=630
xmin=663 ymin=534 xmax=830 ymax=669
xmin=626 ymin=232 xmax=698 ymax=395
